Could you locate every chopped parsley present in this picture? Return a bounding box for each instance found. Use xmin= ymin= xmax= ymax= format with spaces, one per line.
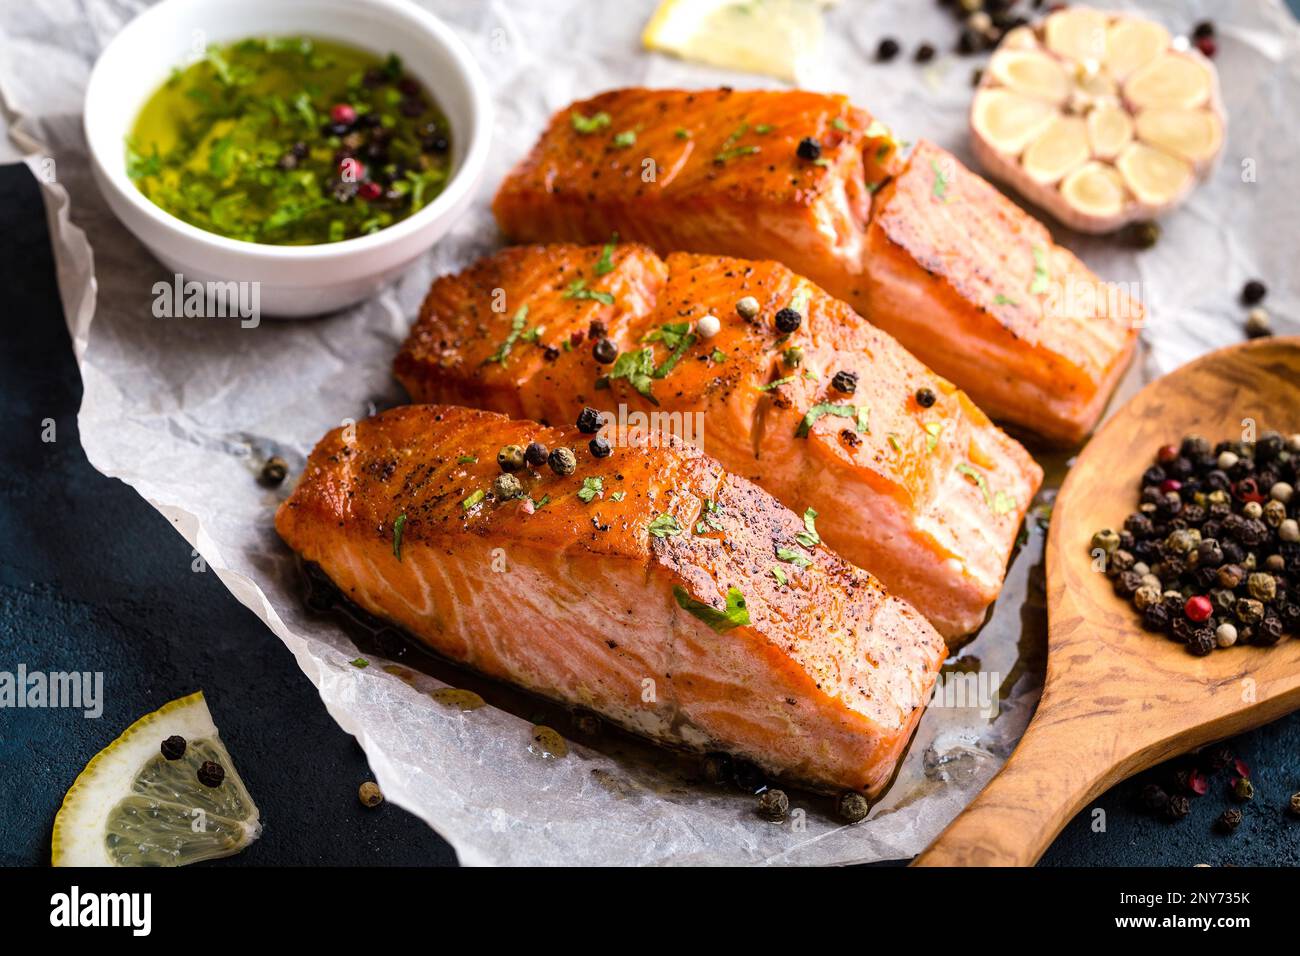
xmin=462 ymin=489 xmax=485 ymax=510
xmin=796 ymin=402 xmax=868 ymax=438
xmin=753 ymin=123 xmax=773 ymax=134
xmin=993 ymin=293 xmax=1020 ymax=306
xmin=577 ymin=476 xmax=603 ymax=503
xmin=673 ymin=585 xmax=750 ymax=633
xmin=610 ymin=491 xmax=626 ymax=502
xmin=776 ymin=546 xmax=812 ymax=569
xmin=760 ymin=375 xmax=795 ymax=392
xmin=563 ymin=279 xmax=615 ymax=305
xmin=648 ymin=513 xmax=682 ymax=537
xmin=350 ymin=657 xmax=370 ymax=669
xmin=571 ymin=110 xmax=611 ymax=134
xmin=457 ymin=455 xmax=477 ymax=464
xmin=925 ymin=422 xmax=943 ymax=453
xmin=612 ymin=129 xmax=636 ymax=148
xmin=771 ymin=567 xmax=788 ymax=587
xmin=594 ymin=233 xmax=619 ymax=276
xmin=710 ymin=348 xmax=727 ymax=363
xmin=695 ymin=499 xmax=725 ymax=534
xmin=1030 ymin=245 xmax=1050 ymax=295
xmin=831 ymin=117 xmax=848 ymax=131
xmin=783 ymin=346 xmax=804 ymax=367
xmin=888 ymin=434 xmax=903 ymax=452
xmin=531 ymin=494 xmax=551 ymax=510
xmin=485 ymin=305 xmax=533 ymax=365
xmin=930 ymin=158 xmax=950 ymax=202
xmin=797 ymin=508 xmax=820 ymax=548
xmin=674 ymin=127 xmax=691 ymax=139
xmin=714 ymin=122 xmax=760 ymax=164
xmin=956 ymin=463 xmax=1017 ymax=514
xmin=609 ymin=347 xmax=658 ymax=404
xmin=392 ymin=513 xmax=407 ymax=560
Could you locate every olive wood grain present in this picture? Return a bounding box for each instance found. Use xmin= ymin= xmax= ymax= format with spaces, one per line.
xmin=914 ymin=336 xmax=1300 ymax=866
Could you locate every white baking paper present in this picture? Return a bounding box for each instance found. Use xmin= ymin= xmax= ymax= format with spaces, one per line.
xmin=3 ymin=0 xmax=1297 ymax=865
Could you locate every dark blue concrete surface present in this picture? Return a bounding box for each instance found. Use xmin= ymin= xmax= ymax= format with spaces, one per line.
xmin=0 ymin=164 xmax=454 ymax=866
xmin=3 ymin=72 xmax=1299 ymax=863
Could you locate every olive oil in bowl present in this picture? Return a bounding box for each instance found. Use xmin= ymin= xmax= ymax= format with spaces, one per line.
xmin=126 ymin=36 xmax=453 ymax=246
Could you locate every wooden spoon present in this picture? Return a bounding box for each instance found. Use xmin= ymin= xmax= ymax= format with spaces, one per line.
xmin=914 ymin=336 xmax=1300 ymax=866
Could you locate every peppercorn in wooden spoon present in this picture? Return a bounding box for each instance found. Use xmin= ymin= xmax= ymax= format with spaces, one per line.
xmin=914 ymin=336 xmax=1300 ymax=866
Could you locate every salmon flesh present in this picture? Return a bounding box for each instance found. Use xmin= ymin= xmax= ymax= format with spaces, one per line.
xmin=275 ymin=404 xmax=946 ymax=795
xmin=394 ymin=243 xmax=1044 ymax=639
xmin=492 ymin=87 xmax=1141 ymax=445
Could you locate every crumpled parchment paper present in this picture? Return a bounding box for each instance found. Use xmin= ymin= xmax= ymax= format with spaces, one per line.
xmin=2 ymin=0 xmax=1297 ymax=865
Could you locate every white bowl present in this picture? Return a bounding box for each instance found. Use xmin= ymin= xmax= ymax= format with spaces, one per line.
xmin=83 ymin=0 xmax=491 ymax=317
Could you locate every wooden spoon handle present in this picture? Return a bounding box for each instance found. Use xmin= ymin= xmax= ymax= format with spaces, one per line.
xmin=911 ymin=707 xmax=1112 ymax=867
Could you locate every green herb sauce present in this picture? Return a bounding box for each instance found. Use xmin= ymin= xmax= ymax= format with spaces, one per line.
xmin=126 ymin=37 xmax=453 ymax=245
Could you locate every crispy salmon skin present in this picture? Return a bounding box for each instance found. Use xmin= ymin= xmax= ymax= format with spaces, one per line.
xmin=492 ymin=87 xmax=1140 ymax=445
xmin=275 ymin=404 xmax=946 ymax=795
xmin=395 ymin=243 xmax=1043 ymax=639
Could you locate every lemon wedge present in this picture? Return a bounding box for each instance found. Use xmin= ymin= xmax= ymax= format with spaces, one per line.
xmin=52 ymin=691 xmax=261 ymax=866
xmin=642 ymin=0 xmax=829 ymax=83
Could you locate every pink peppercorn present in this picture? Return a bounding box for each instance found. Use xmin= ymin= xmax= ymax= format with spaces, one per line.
xmin=1160 ymin=479 xmax=1182 ymax=494
xmin=357 ymin=181 xmax=383 ymax=201
xmin=1157 ymin=444 xmax=1179 ymax=464
xmin=1194 ymin=36 xmax=1216 ymax=58
xmin=1185 ymin=595 xmax=1213 ymax=622
xmin=330 ymin=103 xmax=357 ymax=125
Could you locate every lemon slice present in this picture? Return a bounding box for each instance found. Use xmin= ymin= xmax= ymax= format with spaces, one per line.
xmin=52 ymin=691 xmax=261 ymax=866
xmin=642 ymin=0 xmax=827 ymax=83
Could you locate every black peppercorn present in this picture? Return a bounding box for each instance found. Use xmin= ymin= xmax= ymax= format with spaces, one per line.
xmin=1217 ymin=807 xmax=1243 ymax=833
xmin=1142 ymin=603 xmax=1171 ymax=632
xmin=576 ymin=406 xmax=605 ymax=434
xmin=593 ymin=338 xmax=617 ymax=364
xmin=914 ymin=42 xmax=936 ymax=63
xmin=774 ymin=307 xmax=803 ymax=333
xmin=796 ymin=137 xmax=821 ymax=161
xmin=731 ymin=759 xmax=766 ymax=793
xmin=548 ymin=447 xmax=577 ymax=476
xmin=1192 ymin=20 xmax=1215 ymax=40
xmin=160 ymin=735 xmax=187 ymax=761
xmin=832 ymin=370 xmax=859 ymax=394
xmin=1203 ymin=743 xmax=1234 ymax=773
xmin=701 ymin=752 xmax=732 ymax=786
xmin=756 ymin=788 xmax=789 ymax=821
xmin=876 ymin=37 xmax=901 ymax=62
xmin=197 ymin=760 xmax=225 ymax=788
xmin=1164 ymin=794 xmax=1191 ymax=821
xmin=524 ymin=441 xmax=549 ymax=467
xmin=957 ymin=28 xmax=983 ymax=54
xmin=915 ymin=387 xmax=936 ymax=408
xmin=589 ymin=436 xmax=612 ymax=458
xmin=1237 ymin=282 xmax=1270 ymax=311
xmin=1141 ymin=783 xmax=1169 ymax=813
xmin=1187 ymin=628 xmax=1216 ymax=656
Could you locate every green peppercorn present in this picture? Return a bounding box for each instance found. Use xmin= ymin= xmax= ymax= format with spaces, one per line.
xmin=493 ymin=473 xmax=523 ymax=499
xmin=497 ymin=444 xmax=526 ymax=472
xmin=837 ymin=791 xmax=870 ymax=824
xmin=1232 ymin=776 xmax=1255 ymax=802
xmin=1247 ymin=572 xmax=1276 ymax=602
xmin=548 ymin=446 xmax=577 ymax=476
xmin=756 ymin=788 xmax=789 ymax=821
xmin=1289 ymin=792 xmax=1300 ymax=817
xmin=359 ymin=781 xmax=384 ymax=808
xmin=1091 ymin=529 xmax=1120 ymax=554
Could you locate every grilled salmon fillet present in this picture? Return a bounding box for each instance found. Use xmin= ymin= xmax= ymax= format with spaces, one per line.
xmin=275 ymin=404 xmax=946 ymax=795
xmin=394 ymin=243 xmax=1043 ymax=639
xmin=492 ymin=87 xmax=1141 ymax=445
